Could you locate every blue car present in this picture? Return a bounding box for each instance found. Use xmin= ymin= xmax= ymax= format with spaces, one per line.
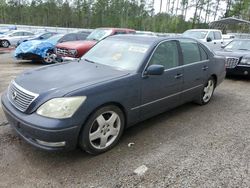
xmin=15 ymin=33 xmax=89 ymax=64
xmin=2 ymin=35 xmax=226 ymax=154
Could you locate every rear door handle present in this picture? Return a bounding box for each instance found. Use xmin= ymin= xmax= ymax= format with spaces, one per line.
xmin=175 ymin=73 xmax=183 ymax=79
xmin=202 ymin=66 xmax=208 ymax=71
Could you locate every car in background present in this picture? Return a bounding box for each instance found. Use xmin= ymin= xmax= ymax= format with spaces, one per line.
xmin=135 ymin=31 xmax=157 ymax=36
xmin=183 ymin=29 xmax=223 ymax=50
xmin=0 ymin=30 xmax=34 ymax=48
xmin=2 ymin=35 xmax=226 ymax=154
xmin=15 ymin=32 xmax=88 ymax=64
xmin=222 ymin=34 xmax=235 ymax=45
xmin=17 ymin=31 xmax=58 ymax=46
xmin=77 ymin=30 xmax=91 ymax=39
xmin=0 ymin=25 xmax=17 ymax=35
xmin=215 ymin=39 xmax=250 ymax=77
xmin=54 ymin=27 xmax=136 ymax=62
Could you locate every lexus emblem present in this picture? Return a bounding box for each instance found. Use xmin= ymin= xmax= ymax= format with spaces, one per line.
xmin=12 ymin=91 xmax=17 ymax=100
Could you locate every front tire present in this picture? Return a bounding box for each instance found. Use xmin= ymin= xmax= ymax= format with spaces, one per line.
xmin=79 ymin=105 xmax=125 ymax=155
xmin=43 ymin=51 xmax=55 ymax=64
xmin=1 ymin=40 xmax=10 ymax=48
xmin=196 ymin=77 xmax=215 ymax=105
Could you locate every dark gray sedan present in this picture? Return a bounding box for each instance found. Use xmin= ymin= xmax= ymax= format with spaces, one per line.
xmin=1 ymin=35 xmax=226 ymax=154
xmin=216 ymin=39 xmax=250 ymax=76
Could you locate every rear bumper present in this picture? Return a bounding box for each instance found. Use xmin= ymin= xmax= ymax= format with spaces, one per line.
xmin=1 ymin=93 xmax=80 ymax=151
xmin=226 ymin=65 xmax=250 ymax=76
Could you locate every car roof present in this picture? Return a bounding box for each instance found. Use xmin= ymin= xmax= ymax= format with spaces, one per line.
xmin=108 ymin=34 xmax=202 ymax=44
xmin=231 ymin=39 xmax=250 ymax=41
xmin=186 ymin=29 xmax=221 ymax=31
xmin=11 ymin=30 xmax=33 ymax=33
xmin=96 ymin=27 xmax=136 ymax=31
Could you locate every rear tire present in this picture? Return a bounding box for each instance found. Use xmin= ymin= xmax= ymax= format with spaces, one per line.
xmin=79 ymin=105 xmax=125 ymax=155
xmin=1 ymin=40 xmax=10 ymax=48
xmin=195 ymin=77 xmax=215 ymax=105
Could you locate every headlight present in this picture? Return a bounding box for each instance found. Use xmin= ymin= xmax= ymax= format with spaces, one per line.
xmin=240 ymin=58 xmax=250 ymax=65
xmin=37 ymin=96 xmax=86 ymax=119
xmin=68 ymin=49 xmax=78 ymax=56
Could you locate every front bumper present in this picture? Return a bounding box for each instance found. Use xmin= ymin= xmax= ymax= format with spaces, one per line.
xmin=16 ymin=53 xmax=43 ymax=61
xmin=226 ymin=65 xmax=250 ymax=76
xmin=1 ymin=93 xmax=80 ymax=151
xmin=55 ymin=55 xmax=80 ymax=62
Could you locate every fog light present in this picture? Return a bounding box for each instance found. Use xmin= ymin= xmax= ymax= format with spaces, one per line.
xmin=244 ymin=71 xmax=248 ymax=75
xmin=36 ymin=139 xmax=66 ymax=147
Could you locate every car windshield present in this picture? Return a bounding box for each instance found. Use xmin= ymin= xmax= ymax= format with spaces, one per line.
xmin=225 ymin=40 xmax=250 ymax=51
xmin=86 ymin=29 xmax=113 ymax=41
xmin=83 ymin=38 xmax=150 ymax=71
xmin=45 ymin=34 xmax=63 ymax=45
xmin=183 ymin=31 xmax=208 ymax=39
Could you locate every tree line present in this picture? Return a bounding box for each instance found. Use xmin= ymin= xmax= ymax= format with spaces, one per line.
xmin=0 ymin=0 xmax=249 ymax=33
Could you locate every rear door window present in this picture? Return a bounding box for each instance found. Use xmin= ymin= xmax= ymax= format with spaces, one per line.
xmin=114 ymin=31 xmax=127 ymax=35
xmin=214 ymin=31 xmax=222 ymax=40
xmin=11 ymin=32 xmax=23 ymax=36
xmin=179 ymin=39 xmax=201 ymax=64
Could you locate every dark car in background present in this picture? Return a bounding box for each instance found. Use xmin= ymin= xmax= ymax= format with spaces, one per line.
xmin=216 ymin=39 xmax=250 ymax=76
xmin=2 ymin=36 xmax=225 ymax=154
xmin=15 ymin=32 xmax=89 ymax=64
xmin=17 ymin=31 xmax=58 ymax=46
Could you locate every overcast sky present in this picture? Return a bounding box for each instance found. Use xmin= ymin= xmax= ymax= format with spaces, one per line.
xmin=153 ymin=0 xmax=225 ymax=22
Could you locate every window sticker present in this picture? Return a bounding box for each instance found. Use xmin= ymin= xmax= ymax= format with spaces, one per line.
xmin=128 ymin=46 xmax=148 ymax=53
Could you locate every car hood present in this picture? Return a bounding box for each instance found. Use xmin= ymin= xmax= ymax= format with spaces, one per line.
xmin=56 ymin=40 xmax=97 ymax=50
xmin=215 ymin=49 xmax=250 ymax=58
xmin=15 ymin=61 xmax=130 ymax=97
xmin=15 ymin=40 xmax=54 ymax=58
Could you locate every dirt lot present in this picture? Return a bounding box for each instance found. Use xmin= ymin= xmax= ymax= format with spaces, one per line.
xmin=0 ymin=51 xmax=250 ymax=187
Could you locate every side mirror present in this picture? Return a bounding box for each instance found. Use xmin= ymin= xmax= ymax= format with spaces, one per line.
xmin=145 ymin=64 xmax=164 ymax=76
xmin=39 ymin=36 xmax=44 ymax=40
xmin=207 ymin=37 xmax=212 ymax=42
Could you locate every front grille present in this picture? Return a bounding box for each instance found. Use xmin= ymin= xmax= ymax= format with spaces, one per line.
xmin=55 ymin=48 xmax=76 ymax=57
xmin=225 ymin=57 xmax=239 ymax=68
xmin=7 ymin=81 xmax=39 ymax=112
xmin=56 ymin=48 xmax=69 ymax=56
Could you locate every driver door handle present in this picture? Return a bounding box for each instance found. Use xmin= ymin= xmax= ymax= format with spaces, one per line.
xmin=202 ymin=66 xmax=209 ymax=71
xmin=175 ymin=73 xmax=183 ymax=79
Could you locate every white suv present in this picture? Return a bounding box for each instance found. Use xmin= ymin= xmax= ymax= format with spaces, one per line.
xmin=183 ymin=29 xmax=223 ymax=50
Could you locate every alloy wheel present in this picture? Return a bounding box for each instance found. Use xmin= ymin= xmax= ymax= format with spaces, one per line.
xmin=89 ymin=111 xmax=121 ymax=149
xmin=203 ymin=79 xmax=214 ymax=103
xmin=43 ymin=52 xmax=54 ymax=64
xmin=2 ymin=40 xmax=10 ymax=48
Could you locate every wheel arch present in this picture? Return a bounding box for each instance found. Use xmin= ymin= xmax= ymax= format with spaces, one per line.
xmin=211 ymin=74 xmax=217 ymax=87
xmin=77 ymin=101 xmax=127 ymax=140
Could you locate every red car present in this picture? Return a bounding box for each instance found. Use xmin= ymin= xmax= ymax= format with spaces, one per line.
xmin=55 ymin=27 xmax=136 ymax=61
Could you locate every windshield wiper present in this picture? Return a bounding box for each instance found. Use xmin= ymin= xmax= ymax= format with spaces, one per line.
xmin=84 ymin=58 xmax=96 ymax=64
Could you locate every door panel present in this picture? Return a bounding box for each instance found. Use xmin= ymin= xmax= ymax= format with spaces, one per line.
xmin=140 ymin=67 xmax=183 ymax=119
xmin=179 ymin=39 xmax=209 ymax=102
xmin=139 ymin=40 xmax=183 ymax=120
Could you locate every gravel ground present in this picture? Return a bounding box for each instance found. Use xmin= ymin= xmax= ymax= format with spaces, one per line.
xmin=0 ymin=51 xmax=250 ymax=187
